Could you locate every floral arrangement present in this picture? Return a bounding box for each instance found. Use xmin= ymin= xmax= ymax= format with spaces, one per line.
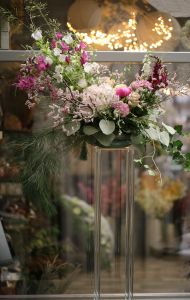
xmin=1 ymin=1 xmax=190 ymax=205
xmin=15 ymin=24 xmax=190 ymax=173
xmin=136 ymin=173 xmax=187 ymax=218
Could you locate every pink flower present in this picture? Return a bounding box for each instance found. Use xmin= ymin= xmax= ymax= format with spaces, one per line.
xmin=115 ymin=85 xmax=132 ymax=98
xmin=65 ymin=56 xmax=70 ymax=64
xmin=131 ymin=80 xmax=153 ymax=90
xmin=56 ymin=32 xmax=63 ymax=39
xmin=80 ymin=41 xmax=87 ymax=49
xmin=16 ymin=76 xmax=36 ymax=90
xmin=36 ymin=56 xmax=49 ymax=72
xmin=112 ymin=101 xmax=129 ymax=118
xmin=80 ymin=51 xmax=89 ymax=65
xmin=61 ymin=41 xmax=70 ymax=52
xmin=112 ymin=101 xmax=130 ymax=117
xmin=75 ymin=41 xmax=87 ymax=52
xmin=51 ymin=39 xmax=57 ymax=49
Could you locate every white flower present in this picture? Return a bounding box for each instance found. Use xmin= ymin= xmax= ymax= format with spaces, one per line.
xmin=59 ymin=54 xmax=66 ymax=63
xmin=78 ymin=78 xmax=88 ymax=88
xmin=53 ymin=48 xmax=62 ymax=56
xmin=54 ymin=73 xmax=63 ymax=83
xmin=65 ymin=65 xmax=73 ymax=72
xmin=55 ymin=65 xmax=63 ymax=74
xmin=31 ymin=29 xmax=42 ymax=41
xmin=57 ymin=89 xmax=64 ymax=97
xmin=84 ymin=62 xmax=99 ymax=74
xmin=45 ymin=56 xmax=53 ymax=65
xmin=63 ymin=34 xmax=73 ymax=44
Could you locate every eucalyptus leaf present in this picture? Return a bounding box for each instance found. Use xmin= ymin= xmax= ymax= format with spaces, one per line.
xmin=160 ymin=131 xmax=170 ymax=147
xmin=99 ymin=119 xmax=115 ymax=135
xmin=83 ymin=126 xmax=99 ymax=136
xmin=63 ymin=121 xmax=80 ymax=136
xmin=95 ymin=133 xmax=115 ymax=147
xmin=145 ymin=126 xmax=160 ymax=142
xmin=162 ymin=122 xmax=176 ymax=135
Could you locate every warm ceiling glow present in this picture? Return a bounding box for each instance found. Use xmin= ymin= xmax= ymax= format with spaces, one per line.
xmin=67 ymin=13 xmax=173 ymax=51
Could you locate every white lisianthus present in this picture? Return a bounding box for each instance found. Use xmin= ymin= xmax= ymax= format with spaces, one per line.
xmin=78 ymin=78 xmax=88 ymax=88
xmin=84 ymin=62 xmax=99 ymax=74
xmin=31 ymin=29 xmax=42 ymax=41
xmin=55 ymin=65 xmax=63 ymax=74
xmin=63 ymin=34 xmax=73 ymax=44
xmin=59 ymin=54 xmax=66 ymax=63
xmin=54 ymin=73 xmax=63 ymax=83
xmin=53 ymin=48 xmax=62 ymax=56
xmin=45 ymin=56 xmax=53 ymax=65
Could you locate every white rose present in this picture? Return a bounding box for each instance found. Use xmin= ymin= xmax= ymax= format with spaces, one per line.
xmin=63 ymin=34 xmax=73 ymax=44
xmin=55 ymin=65 xmax=63 ymax=74
xmin=31 ymin=30 xmax=42 ymax=41
xmin=45 ymin=56 xmax=53 ymax=65
xmin=59 ymin=54 xmax=66 ymax=63
xmin=53 ymin=48 xmax=62 ymax=56
xmin=78 ymin=78 xmax=87 ymax=88
xmin=54 ymin=73 xmax=63 ymax=83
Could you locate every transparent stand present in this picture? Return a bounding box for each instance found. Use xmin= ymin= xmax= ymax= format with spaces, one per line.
xmin=94 ymin=146 xmax=134 ymax=300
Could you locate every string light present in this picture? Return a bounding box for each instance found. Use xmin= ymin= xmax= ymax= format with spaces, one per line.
xmin=67 ymin=13 xmax=173 ymax=51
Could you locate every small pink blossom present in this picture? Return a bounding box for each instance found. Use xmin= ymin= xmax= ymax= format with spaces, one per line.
xmin=131 ymin=80 xmax=153 ymax=90
xmin=36 ymin=56 xmax=49 ymax=72
xmin=65 ymin=56 xmax=71 ymax=64
xmin=51 ymin=39 xmax=57 ymax=49
xmin=80 ymin=51 xmax=89 ymax=65
xmin=112 ymin=102 xmax=130 ymax=117
xmin=16 ymin=76 xmax=36 ymax=90
xmin=56 ymin=32 xmax=63 ymax=39
xmin=61 ymin=41 xmax=70 ymax=52
xmin=115 ymin=86 xmax=132 ymax=98
xmin=76 ymin=41 xmax=87 ymax=51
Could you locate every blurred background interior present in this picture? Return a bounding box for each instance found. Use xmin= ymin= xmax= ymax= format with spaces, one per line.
xmin=1 ymin=0 xmax=190 ymax=296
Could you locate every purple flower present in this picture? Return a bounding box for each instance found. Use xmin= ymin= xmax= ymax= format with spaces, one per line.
xmin=80 ymin=51 xmax=89 ymax=65
xmin=16 ymin=76 xmax=36 ymax=90
xmin=112 ymin=102 xmax=130 ymax=117
xmin=56 ymin=32 xmax=63 ymax=39
xmin=115 ymin=85 xmax=132 ymax=98
xmin=61 ymin=41 xmax=70 ymax=52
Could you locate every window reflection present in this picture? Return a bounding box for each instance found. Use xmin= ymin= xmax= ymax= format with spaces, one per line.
xmin=1 ymin=0 xmax=190 ymax=52
xmin=0 ymin=62 xmax=190 ymax=295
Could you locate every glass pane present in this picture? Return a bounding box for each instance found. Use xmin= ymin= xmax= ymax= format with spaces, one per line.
xmin=1 ymin=0 xmax=190 ymax=52
xmin=0 ymin=61 xmax=190 ymax=296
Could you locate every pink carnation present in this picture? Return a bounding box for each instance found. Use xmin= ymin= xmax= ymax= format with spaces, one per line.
xmin=115 ymin=86 xmax=132 ymax=98
xmin=131 ymin=80 xmax=153 ymax=90
xmin=112 ymin=102 xmax=130 ymax=117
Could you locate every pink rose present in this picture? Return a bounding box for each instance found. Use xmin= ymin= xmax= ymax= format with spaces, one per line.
xmin=51 ymin=39 xmax=57 ymax=49
xmin=115 ymin=86 xmax=132 ymax=98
